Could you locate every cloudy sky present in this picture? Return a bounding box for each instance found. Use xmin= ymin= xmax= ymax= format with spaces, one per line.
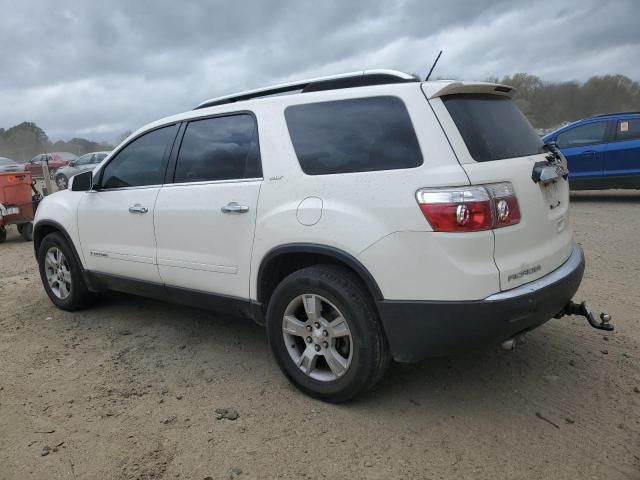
xmin=1 ymin=0 xmax=638 ymax=143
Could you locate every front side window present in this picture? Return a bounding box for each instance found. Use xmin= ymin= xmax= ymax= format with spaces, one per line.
xmin=93 ymin=153 xmax=108 ymax=164
xmin=615 ymin=118 xmax=640 ymax=141
xmin=442 ymin=94 xmax=543 ymax=162
xmin=174 ymin=114 xmax=261 ymax=183
xmin=285 ymin=96 xmax=423 ymax=175
xmin=100 ymin=125 xmax=177 ymax=189
xmin=74 ymin=153 xmax=93 ymax=166
xmin=556 ymin=122 xmax=607 ymax=148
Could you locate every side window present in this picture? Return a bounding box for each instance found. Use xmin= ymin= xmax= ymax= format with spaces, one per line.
xmin=285 ymin=96 xmax=423 ymax=175
xmin=174 ymin=114 xmax=261 ymax=183
xmin=615 ymin=119 xmax=640 ymax=141
xmin=93 ymin=153 xmax=107 ymax=164
xmin=101 ymin=125 xmax=177 ymax=189
xmin=556 ymin=122 xmax=607 ymax=148
xmin=74 ymin=154 xmax=92 ymax=166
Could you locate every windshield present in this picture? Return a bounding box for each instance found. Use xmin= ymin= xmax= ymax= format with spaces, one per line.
xmin=58 ymin=152 xmax=78 ymax=161
xmin=442 ymin=94 xmax=543 ymax=162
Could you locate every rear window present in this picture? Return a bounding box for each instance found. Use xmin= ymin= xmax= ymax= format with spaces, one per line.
xmin=442 ymin=94 xmax=543 ymax=162
xmin=615 ymin=118 xmax=640 ymax=141
xmin=285 ymin=96 xmax=423 ymax=175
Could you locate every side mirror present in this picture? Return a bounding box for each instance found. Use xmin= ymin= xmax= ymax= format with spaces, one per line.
xmin=71 ymin=170 xmax=94 ymax=191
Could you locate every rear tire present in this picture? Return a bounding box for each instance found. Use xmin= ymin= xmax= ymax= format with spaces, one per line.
xmin=0 ymin=226 xmax=6 ymax=243
xmin=266 ymin=265 xmax=390 ymax=402
xmin=37 ymin=232 xmax=93 ymax=310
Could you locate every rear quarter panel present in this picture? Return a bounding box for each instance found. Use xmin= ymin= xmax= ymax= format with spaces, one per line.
xmin=248 ymin=83 xmax=488 ymax=301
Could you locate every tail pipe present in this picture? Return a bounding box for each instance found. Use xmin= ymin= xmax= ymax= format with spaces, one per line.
xmin=555 ymin=301 xmax=613 ymax=331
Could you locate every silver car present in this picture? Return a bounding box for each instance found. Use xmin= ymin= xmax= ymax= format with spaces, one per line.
xmin=0 ymin=157 xmax=22 ymax=173
xmin=54 ymin=151 xmax=110 ymax=190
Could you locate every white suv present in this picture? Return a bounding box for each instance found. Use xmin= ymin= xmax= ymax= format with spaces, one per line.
xmin=34 ymin=70 xmax=609 ymax=402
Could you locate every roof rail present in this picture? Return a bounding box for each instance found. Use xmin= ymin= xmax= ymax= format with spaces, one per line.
xmin=592 ymin=111 xmax=640 ymax=118
xmin=195 ymin=69 xmax=417 ymax=109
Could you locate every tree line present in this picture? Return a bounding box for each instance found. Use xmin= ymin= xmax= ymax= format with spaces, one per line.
xmin=487 ymin=73 xmax=640 ymax=130
xmin=2 ymin=73 xmax=639 ymax=162
xmin=0 ymin=122 xmax=114 ymax=163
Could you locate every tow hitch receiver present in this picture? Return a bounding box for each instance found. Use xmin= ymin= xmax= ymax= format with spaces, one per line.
xmin=555 ymin=301 xmax=614 ymax=331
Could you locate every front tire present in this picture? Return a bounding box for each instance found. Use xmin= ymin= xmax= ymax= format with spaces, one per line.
xmin=266 ymin=265 xmax=390 ymax=402
xmin=19 ymin=222 xmax=33 ymax=241
xmin=37 ymin=232 xmax=93 ymax=310
xmin=55 ymin=174 xmax=68 ymax=190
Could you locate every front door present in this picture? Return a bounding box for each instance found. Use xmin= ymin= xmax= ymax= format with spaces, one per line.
xmin=556 ymin=120 xmax=608 ymax=189
xmin=77 ymin=124 xmax=179 ymax=282
xmin=154 ymin=113 xmax=262 ymax=299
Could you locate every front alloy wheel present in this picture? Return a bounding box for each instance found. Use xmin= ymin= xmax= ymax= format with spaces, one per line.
xmin=56 ymin=175 xmax=68 ymax=190
xmin=44 ymin=246 xmax=72 ymax=299
xmin=282 ymin=294 xmax=353 ymax=381
xmin=38 ymin=232 xmax=94 ymax=310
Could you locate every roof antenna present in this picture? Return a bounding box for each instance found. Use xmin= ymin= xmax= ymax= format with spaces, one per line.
xmin=424 ymin=50 xmax=443 ymax=81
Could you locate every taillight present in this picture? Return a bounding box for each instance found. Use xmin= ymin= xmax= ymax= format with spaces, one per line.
xmin=416 ymin=182 xmax=520 ymax=232
xmin=485 ymin=182 xmax=521 ymax=227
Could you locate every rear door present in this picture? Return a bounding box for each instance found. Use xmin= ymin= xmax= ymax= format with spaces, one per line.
xmin=77 ymin=124 xmax=178 ymax=282
xmin=154 ymin=113 xmax=262 ymax=299
xmin=555 ymin=120 xmax=609 ymax=189
xmin=603 ymin=117 xmax=640 ymax=188
xmin=428 ymin=89 xmax=573 ymax=291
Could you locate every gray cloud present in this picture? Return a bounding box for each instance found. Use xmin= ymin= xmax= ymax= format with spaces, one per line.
xmin=0 ymin=0 xmax=638 ymax=142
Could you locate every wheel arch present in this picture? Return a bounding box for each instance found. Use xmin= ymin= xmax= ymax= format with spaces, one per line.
xmin=34 ymin=220 xmax=85 ymax=271
xmin=256 ymin=244 xmax=384 ymax=312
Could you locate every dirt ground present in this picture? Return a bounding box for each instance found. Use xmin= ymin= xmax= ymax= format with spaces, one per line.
xmin=0 ymin=191 xmax=639 ymax=480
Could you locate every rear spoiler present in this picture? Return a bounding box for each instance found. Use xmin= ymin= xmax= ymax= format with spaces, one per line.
xmin=422 ymin=81 xmax=515 ymax=99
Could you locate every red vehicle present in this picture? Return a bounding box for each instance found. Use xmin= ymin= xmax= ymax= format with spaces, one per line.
xmin=23 ymin=152 xmax=77 ymax=177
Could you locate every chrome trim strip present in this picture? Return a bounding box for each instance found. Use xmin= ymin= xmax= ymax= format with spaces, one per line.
xmin=485 ymin=245 xmax=583 ymax=302
xmin=96 ymin=178 xmax=263 ymax=191
xmin=157 ymin=258 xmax=238 ymax=274
xmin=196 ymin=69 xmax=414 ymax=108
xmin=162 ymin=178 xmax=263 ymax=188
xmin=92 ymin=184 xmax=162 ymax=192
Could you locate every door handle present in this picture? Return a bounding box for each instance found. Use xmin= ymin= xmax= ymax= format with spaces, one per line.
xmin=128 ymin=204 xmax=149 ymax=214
xmin=582 ymin=150 xmax=597 ymax=156
xmin=221 ymin=202 xmax=249 ymax=214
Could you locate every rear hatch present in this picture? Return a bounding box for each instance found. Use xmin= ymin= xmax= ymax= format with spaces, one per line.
xmin=425 ymin=84 xmax=573 ymax=291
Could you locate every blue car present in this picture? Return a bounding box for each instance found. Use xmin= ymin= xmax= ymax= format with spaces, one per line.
xmin=543 ymin=112 xmax=640 ymax=190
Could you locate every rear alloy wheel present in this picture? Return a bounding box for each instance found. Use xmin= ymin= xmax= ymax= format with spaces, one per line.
xmin=267 ymin=265 xmax=390 ymax=402
xmin=282 ymin=294 xmax=353 ymax=382
xmin=55 ymin=174 xmax=68 ymax=190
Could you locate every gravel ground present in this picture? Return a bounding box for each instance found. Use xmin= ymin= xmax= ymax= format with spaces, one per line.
xmin=0 ymin=190 xmax=638 ymax=480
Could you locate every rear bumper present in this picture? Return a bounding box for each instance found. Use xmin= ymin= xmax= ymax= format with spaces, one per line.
xmin=377 ymin=244 xmax=585 ymax=362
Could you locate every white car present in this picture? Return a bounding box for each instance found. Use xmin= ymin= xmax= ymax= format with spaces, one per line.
xmin=33 ymin=70 xmax=612 ymax=402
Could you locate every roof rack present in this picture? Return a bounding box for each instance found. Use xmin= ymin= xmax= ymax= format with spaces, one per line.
xmin=195 ymin=69 xmax=417 ymax=109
